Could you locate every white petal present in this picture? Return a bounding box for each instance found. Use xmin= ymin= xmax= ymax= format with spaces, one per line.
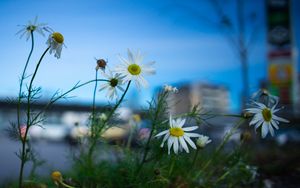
xmin=173 ymin=138 xmax=179 ymax=154
xmin=254 ymin=119 xmax=264 ymax=131
xmin=249 ymin=114 xmax=263 ymax=125
xmin=261 ymin=122 xmax=269 ymax=138
xmin=177 ymin=119 xmax=186 ymax=128
xmin=155 ymin=130 xmax=169 ymax=137
xmin=254 ymin=102 xmax=267 ymax=109
xmin=182 ymin=126 xmax=198 ymax=132
xmin=135 ymin=50 xmax=144 ymax=63
xmin=127 ymin=49 xmax=135 ymax=63
xmin=118 ymin=55 xmax=130 ymax=65
xmin=270 ymin=119 xmax=279 ymax=129
xmin=142 ymin=64 xmax=156 ymax=75
xmin=272 ymin=107 xmax=281 ymax=113
xmin=185 ymin=133 xmax=201 ymax=138
xmin=183 ymin=135 xmax=197 ymax=149
xmin=179 ymin=136 xmax=189 ymax=153
xmin=168 ymin=136 xmax=174 ymax=155
xmin=245 ymin=108 xmax=262 ymax=114
xmin=169 ymin=115 xmax=173 ymax=128
xmin=99 ymin=84 xmax=109 ymax=91
xmin=117 ymin=86 xmax=124 ymax=91
xmin=272 ymin=115 xmax=289 ymax=123
xmin=268 ymin=123 xmax=275 ymax=136
xmin=136 ymin=75 xmax=148 ymax=88
xmin=160 ymin=132 xmax=170 ymax=148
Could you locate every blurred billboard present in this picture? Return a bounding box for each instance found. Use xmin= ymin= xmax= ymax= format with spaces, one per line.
xmin=266 ymin=0 xmax=298 ymax=113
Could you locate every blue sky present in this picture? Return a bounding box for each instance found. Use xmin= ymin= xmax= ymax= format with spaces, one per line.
xmin=0 ymin=0 xmax=299 ymax=112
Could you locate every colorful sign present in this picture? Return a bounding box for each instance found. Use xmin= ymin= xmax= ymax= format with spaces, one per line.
xmin=266 ymin=0 xmax=295 ymax=106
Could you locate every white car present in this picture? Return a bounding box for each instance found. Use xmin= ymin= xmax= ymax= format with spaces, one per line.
xmin=29 ymin=124 xmax=70 ymax=141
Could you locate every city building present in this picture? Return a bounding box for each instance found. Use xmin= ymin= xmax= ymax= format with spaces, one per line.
xmin=166 ymin=82 xmax=230 ymax=115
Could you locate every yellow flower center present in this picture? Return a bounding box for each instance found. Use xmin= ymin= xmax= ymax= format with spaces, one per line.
xmin=169 ymin=127 xmax=184 ymax=137
xmin=52 ymin=32 xmax=64 ymax=44
xmin=110 ymin=78 xmax=118 ymax=87
xmin=51 ymin=171 xmax=62 ymax=182
xmin=127 ymin=64 xmax=141 ymax=75
xmin=262 ymin=108 xmax=272 ymax=122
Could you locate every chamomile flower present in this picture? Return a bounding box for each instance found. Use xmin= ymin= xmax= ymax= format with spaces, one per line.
xmin=196 ymin=135 xmax=211 ymax=148
xmin=47 ymin=32 xmax=65 ymax=59
xmin=245 ymin=102 xmax=289 ymax=138
xmin=164 ymin=84 xmax=178 ymax=93
xmin=99 ymin=70 xmax=124 ymax=100
xmin=114 ymin=49 xmax=155 ymax=88
xmin=155 ymin=116 xmax=201 ymax=155
xmin=16 ymin=16 xmax=51 ymax=41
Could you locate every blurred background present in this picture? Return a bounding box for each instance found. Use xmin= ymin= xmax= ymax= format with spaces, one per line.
xmin=0 ymin=0 xmax=300 ymax=186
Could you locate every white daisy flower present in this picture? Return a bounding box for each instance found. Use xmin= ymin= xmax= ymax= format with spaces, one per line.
xmin=155 ymin=116 xmax=201 ymax=155
xmin=46 ymin=32 xmax=65 ymax=59
xmin=164 ymin=84 xmax=178 ymax=93
xmin=114 ymin=49 xmax=155 ymax=88
xmin=99 ymin=70 xmax=124 ymax=100
xmin=16 ymin=16 xmax=51 ymax=41
xmin=245 ymin=102 xmax=289 ymax=138
xmin=196 ymin=135 xmax=211 ymax=148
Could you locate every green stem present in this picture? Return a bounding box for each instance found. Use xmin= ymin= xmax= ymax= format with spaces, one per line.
xmin=91 ymin=70 xmax=98 ymax=138
xmin=193 ymin=118 xmax=245 ymax=180
xmin=17 ymin=31 xmax=34 ymax=139
xmin=203 ymin=113 xmax=244 ymax=118
xmin=87 ymin=81 xmax=131 ymax=163
xmin=18 ymin=46 xmax=49 ymax=188
xmin=126 ymin=124 xmax=134 ymax=149
xmin=87 ymin=70 xmax=99 ymax=167
xmin=192 ymin=149 xmax=199 ymax=167
xmin=136 ymin=92 xmax=167 ymax=174
xmin=59 ymin=180 xmax=76 ymax=188
xmin=216 ymin=170 xmax=231 ymax=184
xmin=106 ymin=81 xmax=131 ymax=122
xmin=30 ymin=79 xmax=109 ymax=125
xmin=168 ymin=156 xmax=176 ymax=176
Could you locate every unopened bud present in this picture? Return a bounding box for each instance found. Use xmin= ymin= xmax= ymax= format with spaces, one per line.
xmin=96 ymin=59 xmax=107 ymax=71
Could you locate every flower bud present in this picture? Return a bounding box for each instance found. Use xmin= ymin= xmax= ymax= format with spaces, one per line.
xmin=51 ymin=171 xmax=62 ymax=182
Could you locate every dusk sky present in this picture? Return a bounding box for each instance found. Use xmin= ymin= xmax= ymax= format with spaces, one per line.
xmin=0 ymin=0 xmax=299 ymax=112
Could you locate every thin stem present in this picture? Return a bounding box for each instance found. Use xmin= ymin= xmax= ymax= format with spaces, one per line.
xmin=136 ymin=92 xmax=168 ymax=174
xmin=91 ymin=70 xmax=98 ymax=137
xmin=204 ymin=113 xmax=244 ymax=118
xmin=168 ymin=156 xmax=176 ymax=177
xmin=92 ymin=70 xmax=98 ymax=119
xmin=192 ymin=149 xmax=199 ymax=167
xmin=193 ymin=118 xmax=245 ymax=180
xmin=87 ymin=81 xmax=131 ymax=163
xmin=59 ymin=181 xmax=76 ymax=188
xmin=18 ymin=46 xmax=49 ymax=188
xmin=106 ymin=81 xmax=131 ymax=122
xmin=17 ymin=31 xmax=34 ymax=139
xmin=30 ymin=79 xmax=109 ymax=125
xmin=87 ymin=70 xmax=99 ymax=167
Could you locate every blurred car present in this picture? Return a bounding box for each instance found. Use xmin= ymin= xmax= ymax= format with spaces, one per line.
xmin=29 ymin=124 xmax=70 ymax=141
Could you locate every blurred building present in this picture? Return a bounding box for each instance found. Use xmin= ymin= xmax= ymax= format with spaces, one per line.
xmin=167 ymin=82 xmax=230 ymax=115
xmin=266 ymin=0 xmax=299 ymax=115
